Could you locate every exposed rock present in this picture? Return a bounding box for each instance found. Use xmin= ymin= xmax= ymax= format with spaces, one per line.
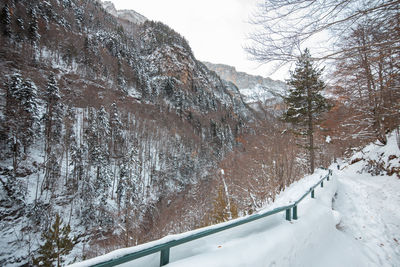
xmin=203 ymin=61 xmax=287 ymax=106
xmin=102 ymin=1 xmax=147 ymax=24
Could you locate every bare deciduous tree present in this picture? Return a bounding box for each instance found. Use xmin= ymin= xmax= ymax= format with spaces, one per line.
xmin=246 ymin=0 xmax=400 ymax=66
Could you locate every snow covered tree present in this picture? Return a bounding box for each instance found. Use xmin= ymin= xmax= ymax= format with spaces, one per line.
xmin=1 ymin=4 xmax=11 ymax=37
xmin=94 ymin=106 xmax=112 ymax=199
xmin=28 ymin=6 xmax=40 ymax=44
xmin=64 ymin=106 xmax=76 ymax=184
xmin=116 ymin=158 xmax=129 ymax=210
xmin=282 ymin=49 xmax=330 ymax=174
xmin=5 ymin=73 xmax=39 ymax=173
xmin=44 ymin=74 xmax=63 ymax=151
xmin=34 ymin=214 xmax=75 ymax=267
xmin=110 ymin=103 xmax=123 ymax=157
xmin=20 ymin=78 xmax=40 ymax=151
xmin=43 ymin=74 xmax=63 ymax=191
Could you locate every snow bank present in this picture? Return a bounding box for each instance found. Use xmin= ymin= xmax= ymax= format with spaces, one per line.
xmin=334 ymin=131 xmax=400 ymax=267
xmin=349 ymin=132 xmax=400 ymax=177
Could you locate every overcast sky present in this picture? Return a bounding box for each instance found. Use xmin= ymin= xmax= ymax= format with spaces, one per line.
xmin=108 ymin=0 xmax=287 ymax=81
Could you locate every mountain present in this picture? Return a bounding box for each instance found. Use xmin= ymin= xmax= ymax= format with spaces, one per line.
xmin=203 ymin=61 xmax=287 ymax=107
xmin=101 ymin=1 xmax=147 ymax=24
xmin=0 ymin=1 xmax=326 ymax=266
xmin=0 ymin=0 xmax=263 ymax=265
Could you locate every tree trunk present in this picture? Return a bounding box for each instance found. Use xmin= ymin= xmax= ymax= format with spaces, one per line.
xmin=307 ymin=86 xmax=315 ymax=174
xmin=308 ymin=114 xmax=315 ymax=174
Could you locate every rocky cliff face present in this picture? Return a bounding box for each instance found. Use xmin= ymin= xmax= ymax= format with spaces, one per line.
xmin=102 ymin=1 xmax=147 ymax=24
xmin=203 ymin=61 xmax=287 ymax=107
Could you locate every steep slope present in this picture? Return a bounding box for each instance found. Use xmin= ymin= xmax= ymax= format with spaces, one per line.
xmin=71 ymin=132 xmax=400 ymax=267
xmin=0 ymin=0 xmax=257 ymax=265
xmin=203 ymin=61 xmax=287 ymax=108
xmin=101 ymin=1 xmax=147 ymax=24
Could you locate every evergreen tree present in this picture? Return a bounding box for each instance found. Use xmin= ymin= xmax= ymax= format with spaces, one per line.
xmin=116 ymin=159 xmax=128 ymax=209
xmin=34 ymin=214 xmax=75 ymax=267
xmin=44 ymin=74 xmax=63 ymax=150
xmin=5 ymin=74 xmax=39 ymax=172
xmin=1 ymin=4 xmax=11 ymax=37
xmin=43 ymin=74 xmax=63 ymax=190
xmin=28 ymin=6 xmax=40 ymax=44
xmin=5 ymin=73 xmax=24 ymax=172
xmin=20 ymin=78 xmax=40 ymax=152
xmin=94 ymin=106 xmax=111 ymax=200
xmin=110 ymin=103 xmax=123 ymax=157
xmin=282 ymin=49 xmax=330 ymax=173
xmin=64 ymin=106 xmax=76 ymax=184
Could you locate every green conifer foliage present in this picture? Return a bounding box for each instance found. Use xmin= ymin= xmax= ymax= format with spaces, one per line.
xmin=282 ymin=49 xmax=330 ymax=173
xmin=34 ymin=214 xmax=75 ymax=267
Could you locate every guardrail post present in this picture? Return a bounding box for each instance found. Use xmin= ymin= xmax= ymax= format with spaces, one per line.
xmin=160 ymin=247 xmax=170 ymax=266
xmin=327 ymin=175 xmax=329 ymax=181
xmin=285 ymin=209 xmax=291 ymax=221
xmin=321 ymin=181 xmax=324 ymax=187
xmin=292 ymin=206 xmax=298 ymax=220
xmin=311 ymin=189 xmax=315 ymax=198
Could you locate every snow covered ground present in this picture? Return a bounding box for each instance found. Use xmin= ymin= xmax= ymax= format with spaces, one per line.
xmin=334 ymin=168 xmax=400 ymax=266
xmin=70 ymin=133 xmax=400 ymax=267
xmin=333 ymin=133 xmax=400 ymax=267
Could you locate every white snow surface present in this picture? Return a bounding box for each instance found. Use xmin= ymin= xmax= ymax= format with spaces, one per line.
xmin=69 ymin=133 xmax=400 ymax=267
xmin=333 ymin=133 xmax=400 ymax=266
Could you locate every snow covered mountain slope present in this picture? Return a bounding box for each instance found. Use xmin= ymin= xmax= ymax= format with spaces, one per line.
xmin=71 ymin=132 xmax=400 ymax=267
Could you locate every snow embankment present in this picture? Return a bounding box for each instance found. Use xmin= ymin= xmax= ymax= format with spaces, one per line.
xmin=333 ymin=132 xmax=400 ymax=266
xmin=70 ymin=169 xmax=370 ymax=267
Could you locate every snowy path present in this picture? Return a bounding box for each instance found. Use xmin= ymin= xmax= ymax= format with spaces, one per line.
xmin=333 ymin=165 xmax=400 ymax=266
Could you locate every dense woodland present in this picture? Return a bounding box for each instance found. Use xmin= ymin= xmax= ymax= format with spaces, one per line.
xmin=0 ymin=0 xmax=399 ymax=266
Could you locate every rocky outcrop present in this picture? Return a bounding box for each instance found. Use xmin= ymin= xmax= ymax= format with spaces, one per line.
xmin=102 ymin=1 xmax=147 ymax=24
xmin=203 ymin=61 xmax=287 ymax=106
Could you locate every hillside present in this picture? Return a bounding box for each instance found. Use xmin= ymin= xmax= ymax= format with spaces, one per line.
xmin=0 ymin=0 xmax=309 ymax=265
xmin=2 ymin=0 xmax=395 ymax=266
xmin=70 ymin=131 xmax=400 ymax=267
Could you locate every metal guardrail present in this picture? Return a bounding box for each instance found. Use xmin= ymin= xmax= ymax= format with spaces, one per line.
xmin=87 ymin=169 xmax=333 ymax=267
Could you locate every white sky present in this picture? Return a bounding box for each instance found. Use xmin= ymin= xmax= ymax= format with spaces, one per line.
xmin=108 ymin=0 xmax=288 ymax=81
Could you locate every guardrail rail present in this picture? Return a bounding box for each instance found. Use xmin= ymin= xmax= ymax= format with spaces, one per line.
xmin=83 ymin=169 xmax=332 ymax=267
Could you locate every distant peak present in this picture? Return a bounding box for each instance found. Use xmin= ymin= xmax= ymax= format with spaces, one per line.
xmin=101 ymin=1 xmax=147 ymax=24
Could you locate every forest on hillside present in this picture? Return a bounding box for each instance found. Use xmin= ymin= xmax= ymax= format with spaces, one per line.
xmin=0 ymin=0 xmax=399 ymax=266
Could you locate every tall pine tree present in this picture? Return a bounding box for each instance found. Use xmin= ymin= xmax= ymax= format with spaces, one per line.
xmin=0 ymin=4 xmax=11 ymax=37
xmin=43 ymin=74 xmax=63 ymax=191
xmin=5 ymin=73 xmax=39 ymax=173
xmin=282 ymin=49 xmax=330 ymax=174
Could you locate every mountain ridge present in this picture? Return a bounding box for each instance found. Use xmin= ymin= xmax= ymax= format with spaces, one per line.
xmin=101 ymin=1 xmax=147 ymax=24
xmin=203 ymin=61 xmax=287 ymax=106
